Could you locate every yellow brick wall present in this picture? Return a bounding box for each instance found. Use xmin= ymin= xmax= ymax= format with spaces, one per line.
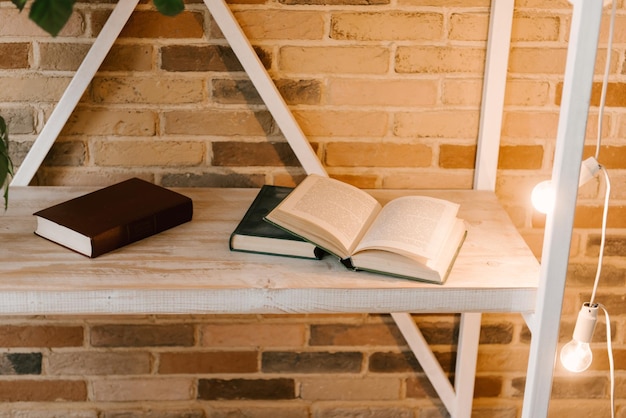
xmin=1 ymin=0 xmax=625 ymax=416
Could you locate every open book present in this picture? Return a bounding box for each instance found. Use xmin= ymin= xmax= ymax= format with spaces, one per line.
xmin=264 ymin=174 xmax=466 ymax=284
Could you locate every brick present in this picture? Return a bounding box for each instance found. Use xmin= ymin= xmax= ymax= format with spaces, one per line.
xmin=103 ymin=410 xmax=204 ymax=418
xmin=299 ymin=377 xmax=401 ymax=400
xmin=476 ymin=347 xmax=529 ymax=373
xmin=550 ymin=376 xmax=607 ymax=399
xmin=406 ymin=375 xmax=438 ymax=398
xmin=164 ymin=110 xmax=274 ymax=136
xmin=281 ymin=0 xmax=388 ymax=4
xmin=583 ymin=145 xmax=626 ymax=169
xmin=39 ymin=43 xmax=90 ymax=71
xmin=326 ymin=142 xmax=431 ymax=168
xmin=313 ymin=406 xmax=414 ymax=418
xmin=0 ymin=8 xmax=84 ymax=37
xmin=439 ymin=145 xmax=477 ymax=169
xmin=42 ymin=141 xmax=86 ymax=167
xmin=159 ymin=351 xmax=258 ymax=374
xmin=511 ymin=15 xmax=560 ymax=42
xmin=501 ymin=111 xmax=559 ymax=139
xmin=200 ymin=323 xmax=306 ymax=347
xmin=327 ymin=78 xmax=438 ymax=106
xmin=474 ymin=376 xmax=503 ymax=398
xmin=0 ymin=42 xmax=30 ymax=69
xmin=212 ymin=78 xmax=322 ymax=105
xmin=574 ymin=205 xmax=626 ymax=229
xmin=586 ymin=234 xmax=626 ymax=258
xmin=279 ymin=46 xmax=389 ymax=74
xmin=61 ymin=108 xmax=157 ymax=136
xmin=108 ymin=11 xmax=204 ymax=39
xmin=161 ymin=45 xmax=243 ymax=72
xmin=90 ymin=324 xmax=195 ymax=347
xmin=47 ymin=352 xmax=151 ymax=375
xmin=7 ymin=410 xmax=97 ymax=418
xmin=480 ymin=322 xmax=514 ymax=344
xmin=262 ymin=351 xmax=362 ymax=373
xmin=394 ymin=111 xmax=479 ymax=138
xmin=331 ymin=12 xmax=443 ymax=41
xmin=442 ymin=79 xmax=483 ymax=106
xmin=383 ymin=171 xmax=473 ymax=189
xmin=0 ymin=325 xmax=83 ymax=347
xmin=566 ymin=263 xmax=626 ymax=288
xmin=203 ymin=406 xmax=309 ymax=418
xmin=497 ymin=145 xmax=543 ymax=170
xmin=310 ymin=323 xmax=402 ymax=346
xmin=92 ymin=140 xmax=204 ymax=167
xmin=0 ymin=380 xmax=87 ymax=401
xmin=293 ymin=110 xmax=388 ymax=137
xmin=197 ymin=378 xmax=296 ymax=400
xmin=396 ymin=46 xmax=485 ymax=74
xmin=92 ymin=378 xmax=195 ymax=401
xmin=0 ymin=108 xmax=36 ymax=134
xmin=90 ymin=77 xmax=205 ymax=104
xmin=0 ymin=77 xmax=70 ymax=102
xmin=368 ymin=351 xmax=421 ymax=373
xmin=330 ymin=174 xmax=378 ymax=189
xmin=504 ymin=80 xmax=551 ymax=106
xmin=213 ymin=141 xmax=300 ymax=166
xmin=0 ymin=353 xmax=42 ymax=375
xmin=449 ymin=13 xmax=489 ymax=41
xmin=100 ymin=44 xmax=154 ymax=72
xmin=162 ymin=172 xmax=265 ymax=188
xmin=234 ymin=10 xmax=325 ymax=40
xmin=508 ymin=47 xmax=567 ymax=74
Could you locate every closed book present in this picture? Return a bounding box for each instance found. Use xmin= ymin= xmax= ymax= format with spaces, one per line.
xmin=33 ymin=178 xmax=193 ymax=258
xmin=230 ymin=185 xmax=324 ymax=260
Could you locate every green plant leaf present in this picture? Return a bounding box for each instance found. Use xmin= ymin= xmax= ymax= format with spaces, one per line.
xmin=153 ymin=0 xmax=184 ymax=16
xmin=29 ymin=0 xmax=76 ymax=37
xmin=0 ymin=116 xmax=13 ymax=210
xmin=11 ymin=0 xmax=28 ymax=11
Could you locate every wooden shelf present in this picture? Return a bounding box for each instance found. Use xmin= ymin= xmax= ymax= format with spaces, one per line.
xmin=1 ymin=186 xmax=539 ymax=316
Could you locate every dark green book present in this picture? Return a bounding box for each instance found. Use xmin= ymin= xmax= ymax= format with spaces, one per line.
xmin=229 ymin=185 xmax=325 ymax=260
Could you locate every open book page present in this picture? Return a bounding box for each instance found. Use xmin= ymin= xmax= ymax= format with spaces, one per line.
xmin=267 ymin=175 xmax=381 ymax=258
xmin=353 ymin=195 xmax=460 ymax=261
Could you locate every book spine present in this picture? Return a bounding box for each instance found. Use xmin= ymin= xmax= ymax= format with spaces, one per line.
xmin=90 ymin=200 xmax=193 ymax=257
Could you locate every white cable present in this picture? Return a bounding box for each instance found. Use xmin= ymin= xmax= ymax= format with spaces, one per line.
xmin=597 ymin=303 xmax=614 ymax=418
xmin=589 ymin=166 xmax=610 ymax=305
xmin=595 ymin=0 xmax=617 ymax=160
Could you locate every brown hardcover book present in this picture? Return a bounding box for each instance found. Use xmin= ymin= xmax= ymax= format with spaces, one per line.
xmin=33 ymin=178 xmax=193 ymax=258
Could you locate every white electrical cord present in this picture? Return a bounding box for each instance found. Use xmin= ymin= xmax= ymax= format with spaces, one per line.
xmin=594 ymin=0 xmax=617 ymax=160
xmin=582 ymin=2 xmax=617 ymax=416
xmin=597 ymin=303 xmax=615 ymax=418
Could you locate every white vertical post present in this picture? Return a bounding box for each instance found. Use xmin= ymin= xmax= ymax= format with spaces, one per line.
xmin=11 ymin=0 xmax=140 ymax=186
xmin=473 ymin=0 xmax=514 ymax=191
xmin=521 ymin=1 xmax=603 ymax=416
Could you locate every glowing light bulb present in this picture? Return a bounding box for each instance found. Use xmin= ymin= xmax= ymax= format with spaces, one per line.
xmin=560 ymin=339 xmax=593 ymax=373
xmin=560 ymin=303 xmax=598 ymax=373
xmin=531 ymin=180 xmax=554 ymax=214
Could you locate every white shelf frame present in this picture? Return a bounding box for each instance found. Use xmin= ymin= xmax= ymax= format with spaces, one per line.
xmin=8 ymin=0 xmax=603 ymax=416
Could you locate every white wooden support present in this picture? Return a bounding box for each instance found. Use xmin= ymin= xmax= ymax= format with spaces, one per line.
xmin=474 ymin=0 xmax=514 ymax=191
xmin=201 ymin=0 xmax=326 ymax=177
xmin=521 ymin=0 xmax=604 ymax=416
xmin=11 ymin=0 xmax=141 ymax=186
xmin=392 ymin=312 xmax=481 ymax=418
xmin=11 ymin=0 xmax=326 ymax=186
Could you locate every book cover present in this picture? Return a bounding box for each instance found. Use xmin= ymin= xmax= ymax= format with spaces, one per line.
xmin=33 ymin=178 xmax=193 ymax=258
xmin=230 ymin=185 xmax=324 ymax=260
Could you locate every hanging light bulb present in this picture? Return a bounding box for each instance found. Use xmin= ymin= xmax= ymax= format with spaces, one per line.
xmin=531 ymin=180 xmax=554 ymax=214
xmin=560 ymin=303 xmax=598 ymax=372
xmin=531 ymin=157 xmax=601 ymax=214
